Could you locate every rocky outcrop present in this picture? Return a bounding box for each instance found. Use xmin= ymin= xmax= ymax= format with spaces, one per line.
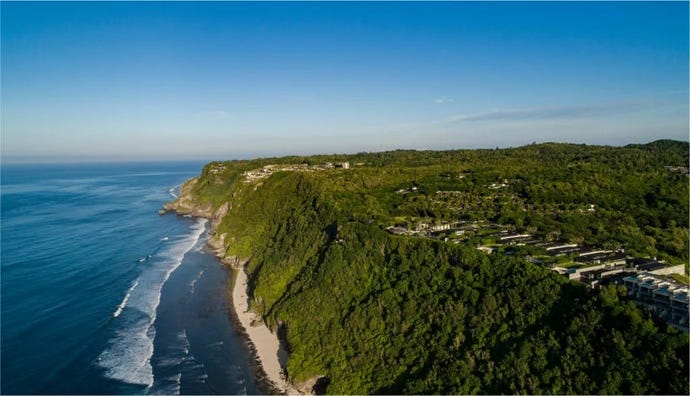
xmin=207 ymin=232 xmax=227 ymax=253
xmin=211 ymin=202 xmax=230 ymax=231
xmin=162 ymin=177 xmax=214 ymax=218
xmin=221 ymin=255 xmax=247 ymax=269
xmin=164 ymin=178 xmax=245 ymax=268
xmin=206 ymin=232 xmax=246 ymax=268
xmin=296 ymin=375 xmax=329 ymax=395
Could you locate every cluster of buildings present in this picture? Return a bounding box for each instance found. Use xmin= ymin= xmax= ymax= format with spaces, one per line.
xmin=207 ymin=164 xmax=227 ymax=174
xmin=242 ymin=162 xmax=350 ymax=182
xmin=559 ymin=256 xmax=683 ymax=283
xmin=242 ymin=164 xmax=306 ymax=182
xmin=488 ymin=231 xmax=689 ymax=331
xmin=386 ymin=219 xmax=466 ymax=235
xmin=386 ymin=220 xmax=689 ymax=331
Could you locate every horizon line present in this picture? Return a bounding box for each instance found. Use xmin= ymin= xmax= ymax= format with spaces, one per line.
xmin=2 ymin=138 xmax=687 ymax=166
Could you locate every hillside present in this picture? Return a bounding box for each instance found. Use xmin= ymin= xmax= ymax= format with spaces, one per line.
xmin=166 ymin=141 xmax=689 ymax=394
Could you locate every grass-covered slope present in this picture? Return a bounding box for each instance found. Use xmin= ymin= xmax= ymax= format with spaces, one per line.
xmin=177 ymin=141 xmax=689 ymax=394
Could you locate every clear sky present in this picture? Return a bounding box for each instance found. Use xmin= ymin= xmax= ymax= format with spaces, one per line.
xmin=1 ymin=1 xmax=688 ymax=162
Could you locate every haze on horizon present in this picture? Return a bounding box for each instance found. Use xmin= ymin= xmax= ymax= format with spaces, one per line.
xmin=1 ymin=1 xmax=688 ymax=163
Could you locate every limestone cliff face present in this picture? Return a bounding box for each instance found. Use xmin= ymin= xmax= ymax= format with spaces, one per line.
xmin=163 ymin=179 xmax=246 ymax=268
xmin=207 ymin=231 xmax=227 ymax=253
xmin=207 ymin=232 xmax=246 ymax=268
xmin=163 ymin=178 xmax=213 ymax=218
xmin=211 ymin=202 xmax=230 ymax=231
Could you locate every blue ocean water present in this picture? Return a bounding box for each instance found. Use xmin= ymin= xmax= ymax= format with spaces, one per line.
xmin=1 ymin=162 xmax=259 ymax=395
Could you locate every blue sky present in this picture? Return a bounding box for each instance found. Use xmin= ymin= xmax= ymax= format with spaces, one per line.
xmin=1 ymin=1 xmax=688 ymax=162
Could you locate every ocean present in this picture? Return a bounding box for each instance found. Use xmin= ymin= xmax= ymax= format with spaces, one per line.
xmin=1 ymin=162 xmax=259 ymax=395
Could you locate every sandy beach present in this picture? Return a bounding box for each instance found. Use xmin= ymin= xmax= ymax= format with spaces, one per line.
xmin=231 ymin=267 xmax=301 ymax=395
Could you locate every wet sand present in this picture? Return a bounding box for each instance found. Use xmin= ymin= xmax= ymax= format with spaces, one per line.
xmin=231 ymin=266 xmax=301 ymax=395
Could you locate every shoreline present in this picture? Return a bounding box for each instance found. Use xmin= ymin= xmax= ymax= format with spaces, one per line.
xmin=164 ymin=185 xmax=303 ymax=395
xmin=228 ymin=265 xmax=301 ymax=395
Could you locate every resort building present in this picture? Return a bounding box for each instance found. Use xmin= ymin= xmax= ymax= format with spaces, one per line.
xmin=574 ymin=251 xmax=627 ymax=266
xmin=623 ymin=273 xmax=689 ymax=331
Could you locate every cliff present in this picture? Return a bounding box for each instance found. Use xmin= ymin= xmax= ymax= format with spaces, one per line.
xmin=163 ymin=178 xmax=214 ymax=218
xmin=163 ymin=144 xmax=689 ymax=395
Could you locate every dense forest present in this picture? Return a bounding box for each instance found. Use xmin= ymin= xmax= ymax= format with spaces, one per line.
xmin=173 ymin=141 xmax=689 ymax=394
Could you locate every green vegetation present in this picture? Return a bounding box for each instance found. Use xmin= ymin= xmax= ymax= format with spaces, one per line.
xmin=179 ymin=141 xmax=689 ymax=394
xmin=666 ymin=273 xmax=690 ymax=285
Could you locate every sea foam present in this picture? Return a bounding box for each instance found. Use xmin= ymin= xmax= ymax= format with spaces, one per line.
xmin=113 ymin=280 xmax=139 ymax=317
xmin=189 ymin=269 xmax=205 ymax=293
xmin=97 ymin=219 xmax=207 ymax=387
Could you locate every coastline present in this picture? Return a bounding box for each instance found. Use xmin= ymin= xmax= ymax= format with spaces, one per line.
xmin=228 ymin=266 xmax=300 ymax=395
xmin=163 ymin=188 xmax=302 ymax=395
xmin=147 ymin=221 xmax=262 ymax=395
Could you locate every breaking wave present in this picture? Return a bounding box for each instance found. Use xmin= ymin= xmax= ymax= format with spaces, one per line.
xmin=113 ymin=280 xmax=139 ymax=318
xmin=96 ymin=219 xmax=208 ymax=387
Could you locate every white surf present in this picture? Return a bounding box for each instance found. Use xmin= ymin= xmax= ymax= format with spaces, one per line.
xmin=97 ymin=219 xmax=208 ymax=387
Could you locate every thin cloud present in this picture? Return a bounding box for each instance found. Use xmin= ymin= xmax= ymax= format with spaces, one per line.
xmin=434 ymin=97 xmax=454 ymax=104
xmin=446 ymin=100 xmax=668 ymax=123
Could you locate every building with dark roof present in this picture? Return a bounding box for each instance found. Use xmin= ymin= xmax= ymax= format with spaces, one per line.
xmin=579 ymin=266 xmax=629 ymax=288
xmin=574 ymin=251 xmax=627 ymax=265
xmin=636 ymin=261 xmax=667 ymax=272
xmin=547 ymin=246 xmax=590 ymax=256
xmin=626 ymin=257 xmax=685 ymax=275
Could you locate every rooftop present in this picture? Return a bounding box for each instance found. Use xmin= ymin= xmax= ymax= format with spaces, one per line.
xmin=636 ymin=262 xmax=667 ymax=272
xmin=624 ymin=272 xmax=690 ymax=297
xmin=574 ymin=251 xmax=627 ymax=263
